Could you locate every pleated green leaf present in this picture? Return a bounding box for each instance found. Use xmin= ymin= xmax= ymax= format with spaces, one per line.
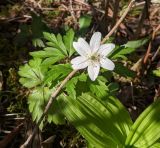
xmin=60 ymin=93 xmax=132 ymax=147
xmin=150 ymin=143 xmax=160 ymax=148
xmin=125 ymin=100 xmax=160 ymax=148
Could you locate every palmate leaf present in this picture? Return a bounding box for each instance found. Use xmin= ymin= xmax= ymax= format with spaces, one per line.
xmin=59 ymin=93 xmax=133 ymax=147
xmin=65 ymin=73 xmax=110 ymax=99
xmin=63 ymin=29 xmax=75 ymax=57
xmin=44 ymin=64 xmax=72 ymax=85
xmin=125 ymin=100 xmax=160 ymax=148
xmin=30 ymin=47 xmax=65 ymax=66
xmin=43 ymin=32 xmax=67 ymax=56
xmin=43 ymin=29 xmax=75 ymax=57
xmin=28 ymin=87 xmax=65 ymax=127
xmin=32 ymin=38 xmax=45 ymax=48
xmin=65 ymin=72 xmax=118 ymax=100
xmin=28 ymin=87 xmax=51 ymax=123
xmin=18 ymin=58 xmax=47 ymax=88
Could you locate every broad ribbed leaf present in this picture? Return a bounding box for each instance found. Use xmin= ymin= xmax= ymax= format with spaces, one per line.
xmin=30 ymin=47 xmax=65 ymax=66
xmin=151 ymin=143 xmax=160 ymax=148
xmin=125 ymin=100 xmax=160 ymax=148
xmin=43 ymin=30 xmax=75 ymax=57
xmin=28 ymin=87 xmax=65 ymax=127
xmin=60 ymin=93 xmax=132 ymax=147
xmin=124 ymin=38 xmax=149 ymax=49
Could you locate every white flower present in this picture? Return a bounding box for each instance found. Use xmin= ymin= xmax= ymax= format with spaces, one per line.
xmin=71 ymin=32 xmax=115 ymax=81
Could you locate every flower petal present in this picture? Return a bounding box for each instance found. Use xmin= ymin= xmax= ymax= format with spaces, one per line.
xmin=87 ymin=62 xmax=100 ymax=81
xmin=73 ymin=38 xmax=91 ymax=56
xmin=98 ymin=43 xmax=115 ymax=57
xmin=71 ymin=56 xmax=88 ymax=69
xmin=100 ymin=58 xmax=115 ymax=70
xmin=90 ymin=32 xmax=102 ymax=53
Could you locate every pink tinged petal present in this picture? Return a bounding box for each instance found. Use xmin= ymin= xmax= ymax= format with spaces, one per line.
xmin=90 ymin=32 xmax=102 ymax=53
xmin=71 ymin=56 xmax=88 ymax=70
xmin=100 ymin=58 xmax=115 ymax=70
xmin=73 ymin=38 xmax=91 ymax=56
xmin=87 ymin=62 xmax=100 ymax=81
xmin=98 ymin=43 xmax=115 ymax=57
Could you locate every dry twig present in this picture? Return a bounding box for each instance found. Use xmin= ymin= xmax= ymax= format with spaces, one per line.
xmin=143 ymin=24 xmax=160 ymax=64
xmin=101 ymin=0 xmax=135 ymax=43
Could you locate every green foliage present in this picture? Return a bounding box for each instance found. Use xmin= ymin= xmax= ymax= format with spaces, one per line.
xmin=15 ymin=13 xmax=49 ymax=47
xmin=125 ymin=100 xmax=160 ymax=148
xmin=43 ymin=28 xmax=75 ymax=57
xmin=28 ymin=87 xmax=51 ymax=123
xmin=153 ymin=69 xmax=160 ymax=77
xmin=55 ymin=93 xmax=160 ymax=147
xmin=110 ymin=38 xmax=149 ymax=60
xmin=18 ymin=58 xmax=47 ymax=88
xmin=65 ymin=72 xmax=115 ymax=99
xmin=44 ymin=64 xmax=72 ymax=85
xmin=18 ymin=30 xmax=75 ymax=126
xmin=30 ymin=47 xmax=65 ymax=66
xmin=114 ymin=63 xmax=136 ymax=78
xmin=30 ymin=29 xmax=75 ymax=65
xmin=59 ymin=93 xmax=133 ymax=147
xmin=47 ymin=97 xmax=66 ymax=125
xmin=151 ymin=143 xmax=160 ymax=148
xmin=78 ymin=14 xmax=92 ymax=36
xmin=63 ymin=29 xmax=75 ymax=57
xmin=124 ymin=38 xmax=149 ymax=49
xmin=18 ymin=29 xmax=160 ymax=148
xmin=32 ymin=38 xmax=45 ymax=48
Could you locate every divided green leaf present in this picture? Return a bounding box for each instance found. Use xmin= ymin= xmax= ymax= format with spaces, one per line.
xmin=28 ymin=87 xmax=51 ymax=128
xmin=44 ymin=64 xmax=72 ymax=85
xmin=18 ymin=58 xmax=47 ymax=88
xmin=30 ymin=47 xmax=65 ymax=66
xmin=63 ymin=29 xmax=75 ymax=57
xmin=43 ymin=29 xmax=75 ymax=57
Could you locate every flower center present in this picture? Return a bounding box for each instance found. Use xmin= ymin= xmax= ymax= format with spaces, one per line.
xmin=89 ymin=53 xmax=100 ymax=62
